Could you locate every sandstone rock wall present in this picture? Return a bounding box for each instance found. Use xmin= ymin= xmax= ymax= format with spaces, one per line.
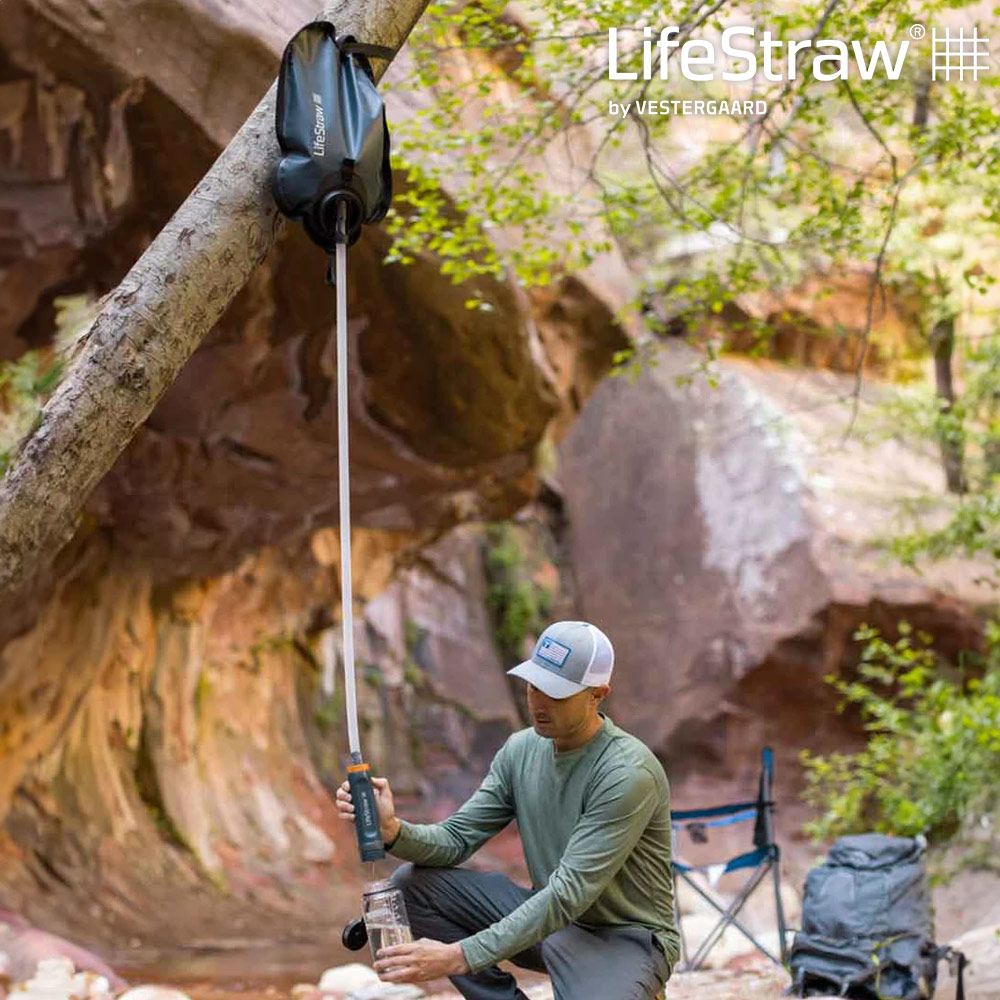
xmin=0 ymin=0 xmax=629 ymax=945
xmin=0 ymin=526 xmax=535 ymax=956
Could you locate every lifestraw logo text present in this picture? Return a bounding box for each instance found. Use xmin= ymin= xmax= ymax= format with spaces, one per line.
xmin=607 ymin=26 xmax=911 ymax=82
xmin=312 ymin=92 xmax=327 ymax=156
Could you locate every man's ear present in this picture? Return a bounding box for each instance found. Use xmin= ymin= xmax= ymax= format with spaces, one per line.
xmin=592 ymin=684 xmax=611 ymax=702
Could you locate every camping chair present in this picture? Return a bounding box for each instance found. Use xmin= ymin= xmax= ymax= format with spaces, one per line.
xmin=670 ymin=747 xmax=788 ymax=971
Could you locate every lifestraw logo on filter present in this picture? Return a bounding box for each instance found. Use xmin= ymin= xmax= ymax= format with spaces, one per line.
xmin=536 ymin=637 xmax=572 ymax=669
xmin=312 ymin=92 xmax=326 ymax=156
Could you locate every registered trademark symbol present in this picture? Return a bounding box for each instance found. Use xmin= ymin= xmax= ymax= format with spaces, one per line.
xmin=909 ymin=23 xmax=926 ymax=39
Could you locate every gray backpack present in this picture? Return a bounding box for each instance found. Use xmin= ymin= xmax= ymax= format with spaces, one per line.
xmin=789 ymin=834 xmax=966 ymax=999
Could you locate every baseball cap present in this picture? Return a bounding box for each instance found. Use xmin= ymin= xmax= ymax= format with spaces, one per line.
xmin=507 ymin=621 xmax=615 ymax=700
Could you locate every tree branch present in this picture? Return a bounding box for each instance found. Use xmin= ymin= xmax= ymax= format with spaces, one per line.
xmin=0 ymin=0 xmax=430 ymax=593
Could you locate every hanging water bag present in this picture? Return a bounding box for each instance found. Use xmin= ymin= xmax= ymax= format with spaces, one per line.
xmin=273 ymin=20 xmax=393 ymax=252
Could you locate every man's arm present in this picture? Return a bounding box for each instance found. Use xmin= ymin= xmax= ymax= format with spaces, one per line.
xmin=336 ymin=740 xmax=517 ymax=869
xmin=459 ymin=764 xmax=660 ymax=973
xmin=388 ymin=739 xmax=516 ymax=867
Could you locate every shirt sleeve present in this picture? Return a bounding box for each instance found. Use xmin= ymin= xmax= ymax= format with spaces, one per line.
xmin=459 ymin=764 xmax=660 ymax=973
xmin=388 ymin=739 xmax=515 ymax=868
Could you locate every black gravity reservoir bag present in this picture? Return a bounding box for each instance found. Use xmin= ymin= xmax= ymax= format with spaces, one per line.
xmin=272 ymin=18 xmax=395 ymax=874
xmin=273 ymin=19 xmax=393 ymax=256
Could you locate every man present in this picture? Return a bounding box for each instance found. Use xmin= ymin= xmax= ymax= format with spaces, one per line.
xmin=336 ymin=620 xmax=679 ymax=1000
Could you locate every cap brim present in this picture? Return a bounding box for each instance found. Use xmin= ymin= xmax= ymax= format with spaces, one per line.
xmin=507 ymin=660 xmax=589 ymax=700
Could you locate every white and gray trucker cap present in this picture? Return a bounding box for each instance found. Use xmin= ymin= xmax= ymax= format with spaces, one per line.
xmin=507 ymin=621 xmax=614 ymax=700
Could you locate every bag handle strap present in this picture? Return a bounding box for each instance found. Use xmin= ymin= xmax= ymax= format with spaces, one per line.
xmin=339 ymin=39 xmax=396 ymax=60
xmin=310 ymin=21 xmax=397 ymax=61
xmin=933 ymin=944 xmax=967 ymax=1000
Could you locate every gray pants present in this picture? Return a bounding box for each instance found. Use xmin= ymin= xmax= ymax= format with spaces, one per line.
xmin=390 ymin=863 xmax=669 ymax=1000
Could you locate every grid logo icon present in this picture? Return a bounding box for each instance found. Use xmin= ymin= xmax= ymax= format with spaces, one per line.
xmin=931 ymin=27 xmax=990 ymax=81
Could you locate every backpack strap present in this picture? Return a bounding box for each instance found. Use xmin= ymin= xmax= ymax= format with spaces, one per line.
xmin=933 ymin=944 xmax=967 ymax=1000
xmin=953 ymin=949 xmax=967 ymax=1000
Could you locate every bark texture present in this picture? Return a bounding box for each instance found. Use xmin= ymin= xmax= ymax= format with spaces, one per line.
xmin=0 ymin=0 xmax=430 ymax=593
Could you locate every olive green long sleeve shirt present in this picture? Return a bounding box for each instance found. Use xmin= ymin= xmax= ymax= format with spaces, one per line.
xmin=387 ymin=714 xmax=679 ymax=973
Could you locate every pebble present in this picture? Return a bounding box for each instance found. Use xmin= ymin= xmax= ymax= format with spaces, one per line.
xmin=291 ymin=966 xmax=425 ymax=1000
xmin=348 ymin=988 xmax=424 ymax=1000
xmin=317 ymin=966 xmax=379 ymax=992
xmin=117 ymin=988 xmax=192 ymax=1000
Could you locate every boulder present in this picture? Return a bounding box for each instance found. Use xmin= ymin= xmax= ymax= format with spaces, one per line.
xmin=937 ymin=924 xmax=1000 ymax=1000
xmin=556 ymin=342 xmax=991 ymax=868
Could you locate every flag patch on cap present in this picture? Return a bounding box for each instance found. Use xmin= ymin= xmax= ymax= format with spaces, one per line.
xmin=536 ymin=637 xmax=571 ymax=668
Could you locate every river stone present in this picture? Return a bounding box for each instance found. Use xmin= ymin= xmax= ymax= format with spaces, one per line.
xmin=117 ymin=988 xmax=192 ymax=1000
xmin=349 ymin=986 xmax=425 ymax=999
xmin=937 ymin=924 xmax=1000 ymax=1000
xmin=317 ymin=964 xmax=379 ymax=990
xmin=9 ymin=958 xmax=109 ymax=1000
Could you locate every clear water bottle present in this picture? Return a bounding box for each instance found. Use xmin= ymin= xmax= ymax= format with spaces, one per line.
xmin=362 ymin=879 xmax=413 ymax=962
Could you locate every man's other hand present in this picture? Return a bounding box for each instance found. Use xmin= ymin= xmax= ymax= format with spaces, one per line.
xmin=373 ymin=938 xmax=470 ymax=982
xmin=335 ymin=775 xmax=401 ymax=844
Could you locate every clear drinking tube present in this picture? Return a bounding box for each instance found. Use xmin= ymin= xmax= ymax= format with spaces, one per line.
xmin=335 ymin=216 xmax=361 ymax=761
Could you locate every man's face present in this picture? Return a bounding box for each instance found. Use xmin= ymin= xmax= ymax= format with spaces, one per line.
xmin=526 ymin=682 xmax=608 ymax=740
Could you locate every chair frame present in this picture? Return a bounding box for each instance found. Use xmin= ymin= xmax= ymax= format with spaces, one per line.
xmin=671 ymin=747 xmax=789 ymax=972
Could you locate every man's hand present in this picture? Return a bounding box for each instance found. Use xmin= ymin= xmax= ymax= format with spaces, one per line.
xmin=373 ymin=939 xmax=470 ymax=983
xmin=335 ymin=775 xmax=401 ymax=845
